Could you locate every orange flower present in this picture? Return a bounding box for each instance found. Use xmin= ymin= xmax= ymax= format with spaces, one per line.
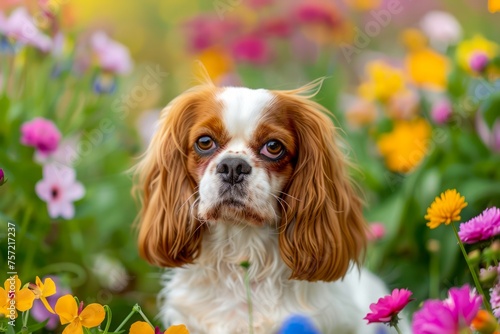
xmin=425 ymin=189 xmax=467 ymax=229
xmin=55 ymin=295 xmax=105 ymax=334
xmin=129 ymin=321 xmax=189 ymax=334
xmin=30 ymin=276 xmax=56 ymax=313
xmin=472 ymin=310 xmax=499 ymax=333
xmin=0 ymin=276 xmax=35 ymax=318
xmin=489 ymin=0 xmax=500 ymax=13
xmin=405 ymin=48 xmax=449 ymax=90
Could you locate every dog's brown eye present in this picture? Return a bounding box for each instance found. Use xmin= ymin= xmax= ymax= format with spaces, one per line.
xmin=260 ymin=140 xmax=285 ymax=160
xmin=195 ymin=136 xmax=217 ymax=154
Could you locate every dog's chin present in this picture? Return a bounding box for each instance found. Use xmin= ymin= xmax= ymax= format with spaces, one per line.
xmin=199 ymin=200 xmax=270 ymax=226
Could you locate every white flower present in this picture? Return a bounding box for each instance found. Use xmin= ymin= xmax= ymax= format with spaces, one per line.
xmin=420 ymin=11 xmax=462 ymax=50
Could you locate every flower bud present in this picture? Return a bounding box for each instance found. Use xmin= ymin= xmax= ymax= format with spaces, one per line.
xmin=427 ymin=239 xmax=440 ymax=253
xmin=468 ymin=249 xmax=482 ymax=266
xmin=431 ymin=99 xmax=453 ymax=125
xmin=0 ymin=168 xmax=6 ymax=186
xmin=469 ymin=52 xmax=490 ymax=73
xmin=480 ymin=267 xmax=498 ymax=286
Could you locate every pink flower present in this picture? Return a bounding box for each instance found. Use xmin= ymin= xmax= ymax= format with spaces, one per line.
xmin=419 ymin=11 xmax=462 ymax=50
xmin=364 ymin=288 xmax=413 ymax=325
xmin=367 ymin=222 xmax=386 ymax=241
xmin=294 ymin=2 xmax=342 ymax=28
xmin=491 ymin=284 xmax=500 ymax=319
xmin=91 ymin=31 xmax=132 ymax=75
xmin=412 ymin=285 xmax=482 ymax=334
xmin=21 ymin=117 xmax=61 ymax=155
xmin=257 ymin=18 xmax=292 ymax=38
xmin=469 ymin=52 xmax=490 ymax=73
xmin=4 ymin=7 xmax=52 ymax=52
xmin=430 ymin=99 xmax=453 ymax=125
xmin=476 ymin=112 xmax=500 ymax=152
xmin=231 ymin=35 xmax=272 ymax=65
xmin=0 ymin=168 xmax=5 ymax=186
xmin=35 ymin=164 xmax=85 ymax=219
xmin=458 ymin=207 xmax=500 ymax=244
xmin=182 ymin=15 xmax=241 ymax=53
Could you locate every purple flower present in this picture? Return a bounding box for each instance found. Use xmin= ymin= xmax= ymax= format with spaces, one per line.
xmin=469 ymin=52 xmax=490 ymax=73
xmin=278 ymin=315 xmax=321 ymax=334
xmin=476 ymin=112 xmax=500 ymax=152
xmin=412 ymin=285 xmax=482 ymax=334
xmin=91 ymin=31 xmax=132 ymax=75
xmin=365 ymin=289 xmax=413 ymax=325
xmin=35 ymin=164 xmax=85 ymax=219
xmin=21 ymin=117 xmax=62 ymax=155
xmin=31 ymin=276 xmax=70 ymax=329
xmin=458 ymin=207 xmax=500 ymax=244
xmin=430 ymin=99 xmax=453 ymax=125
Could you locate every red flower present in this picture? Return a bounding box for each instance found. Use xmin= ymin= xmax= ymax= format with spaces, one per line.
xmin=365 ymin=289 xmax=413 ymax=324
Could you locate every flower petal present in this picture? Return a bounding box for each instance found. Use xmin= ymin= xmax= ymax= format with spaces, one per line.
xmin=15 ymin=288 xmax=35 ymax=312
xmin=55 ymin=295 xmax=78 ymax=324
xmin=65 ymin=182 xmax=85 ymax=201
xmin=42 ymin=277 xmax=57 ymax=297
xmin=59 ymin=201 xmax=75 ymax=220
xmin=62 ymin=319 xmax=83 ymax=334
xmin=165 ymin=324 xmax=190 ymax=334
xmin=80 ymin=303 xmax=105 ymax=328
xmin=35 ymin=180 xmax=52 ymax=201
xmin=48 ymin=200 xmax=64 ymax=218
xmin=41 ymin=296 xmax=56 ymax=314
xmin=130 ymin=321 xmax=155 ymax=334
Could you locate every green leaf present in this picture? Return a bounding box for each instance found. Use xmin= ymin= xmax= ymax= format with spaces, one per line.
xmin=480 ymin=92 xmax=500 ymax=129
xmin=17 ymin=320 xmax=48 ymax=334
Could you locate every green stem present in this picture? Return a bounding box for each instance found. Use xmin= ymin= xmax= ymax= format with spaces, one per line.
xmin=22 ymin=309 xmax=29 ymax=328
xmin=114 ymin=306 xmax=138 ymax=332
xmin=243 ymin=268 xmax=254 ymax=334
xmin=136 ymin=306 xmax=153 ymax=328
xmin=18 ymin=205 xmax=33 ymax=248
xmin=451 ymin=223 xmax=492 ymax=313
xmin=102 ymin=305 xmax=112 ymax=334
xmin=429 ymin=249 xmax=439 ymax=299
xmin=393 ymin=323 xmax=402 ymax=334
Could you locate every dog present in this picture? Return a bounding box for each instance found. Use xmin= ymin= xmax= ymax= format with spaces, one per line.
xmin=134 ymin=75 xmax=409 ymax=334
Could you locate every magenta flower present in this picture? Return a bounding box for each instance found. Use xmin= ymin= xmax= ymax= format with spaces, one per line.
xmin=21 ymin=117 xmax=62 ymax=155
xmin=364 ymin=288 xmax=413 ymax=325
xmin=35 ymin=164 xmax=85 ymax=219
xmin=0 ymin=168 xmax=5 ymax=186
xmin=412 ymin=285 xmax=482 ymax=334
xmin=3 ymin=7 xmax=52 ymax=52
xmin=294 ymin=2 xmax=341 ymax=28
xmin=430 ymin=99 xmax=453 ymax=125
xmin=231 ymin=35 xmax=272 ymax=65
xmin=458 ymin=207 xmax=500 ymax=244
xmin=469 ymin=52 xmax=490 ymax=73
xmin=91 ymin=31 xmax=132 ymax=75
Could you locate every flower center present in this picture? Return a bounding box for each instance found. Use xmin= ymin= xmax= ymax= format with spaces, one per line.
xmin=51 ymin=186 xmax=60 ymax=200
xmin=154 ymin=327 xmax=162 ymax=334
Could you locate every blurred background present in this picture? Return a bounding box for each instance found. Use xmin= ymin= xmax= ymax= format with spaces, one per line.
xmin=0 ymin=0 xmax=500 ymax=332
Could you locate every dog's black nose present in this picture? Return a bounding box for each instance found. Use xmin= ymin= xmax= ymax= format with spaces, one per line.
xmin=216 ymin=158 xmax=252 ymax=185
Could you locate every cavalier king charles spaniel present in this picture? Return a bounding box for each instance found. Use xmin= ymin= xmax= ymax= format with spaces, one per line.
xmin=134 ymin=74 xmax=408 ymax=334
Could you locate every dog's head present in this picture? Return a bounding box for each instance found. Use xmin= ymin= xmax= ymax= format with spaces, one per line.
xmin=135 ymin=78 xmax=366 ymax=282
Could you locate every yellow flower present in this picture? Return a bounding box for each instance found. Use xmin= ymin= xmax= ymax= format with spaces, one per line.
xmin=425 ymin=189 xmax=467 ymax=229
xmin=489 ymin=0 xmax=500 ymax=13
xmin=377 ymin=118 xmax=431 ymax=173
xmin=400 ymin=28 xmax=428 ymax=52
xmin=0 ymin=276 xmax=35 ymax=318
xmin=130 ymin=321 xmax=189 ymax=334
xmin=55 ymin=294 xmax=105 ymax=334
xmin=405 ymin=48 xmax=449 ymax=90
xmin=358 ymin=61 xmax=407 ymax=103
xmin=343 ymin=0 xmax=381 ymax=11
xmin=456 ymin=35 xmax=498 ymax=72
xmin=30 ymin=276 xmax=56 ymax=314
xmin=195 ymin=47 xmax=234 ymax=83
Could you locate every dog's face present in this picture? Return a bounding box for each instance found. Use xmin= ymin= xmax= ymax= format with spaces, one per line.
xmin=135 ymin=81 xmax=367 ymax=282
xmin=191 ymin=88 xmax=295 ymax=226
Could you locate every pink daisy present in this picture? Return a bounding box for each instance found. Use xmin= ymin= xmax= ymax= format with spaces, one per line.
xmin=35 ymin=164 xmax=85 ymax=219
xmin=20 ymin=117 xmax=61 ymax=155
xmin=412 ymin=285 xmax=482 ymax=334
xmin=364 ymin=288 xmax=413 ymax=325
xmin=458 ymin=207 xmax=500 ymax=244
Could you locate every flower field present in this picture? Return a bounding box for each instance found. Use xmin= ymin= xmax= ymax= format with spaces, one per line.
xmin=0 ymin=0 xmax=500 ymax=333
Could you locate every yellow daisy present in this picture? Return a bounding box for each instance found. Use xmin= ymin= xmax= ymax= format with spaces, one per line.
xmin=405 ymin=48 xmax=449 ymax=90
xmin=377 ymin=118 xmax=432 ymax=173
xmin=359 ymin=61 xmax=407 ymax=103
xmin=425 ymin=189 xmax=467 ymax=229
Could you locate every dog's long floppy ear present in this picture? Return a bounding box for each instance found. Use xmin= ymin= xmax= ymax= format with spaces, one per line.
xmin=275 ymin=81 xmax=367 ymax=282
xmin=134 ymin=89 xmax=206 ymax=268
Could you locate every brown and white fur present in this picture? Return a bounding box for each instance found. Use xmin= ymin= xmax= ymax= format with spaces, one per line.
xmin=134 ymin=77 xmax=409 ymax=334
